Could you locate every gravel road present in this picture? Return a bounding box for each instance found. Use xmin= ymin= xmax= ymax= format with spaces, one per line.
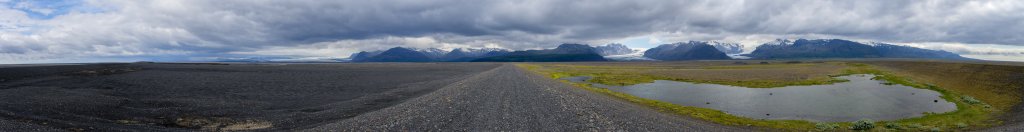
xmin=308 ymin=64 xmax=749 ymax=131
xmin=987 ymin=123 xmax=1024 ymax=131
xmin=0 ymin=119 xmax=60 ymax=131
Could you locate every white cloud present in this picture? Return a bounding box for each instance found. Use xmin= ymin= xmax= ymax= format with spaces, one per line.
xmin=0 ymin=0 xmax=1023 ymax=63
xmin=647 ymin=36 xmax=661 ymax=45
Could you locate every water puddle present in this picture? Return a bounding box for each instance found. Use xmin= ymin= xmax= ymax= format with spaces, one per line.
xmin=563 ymin=74 xmax=956 ymax=122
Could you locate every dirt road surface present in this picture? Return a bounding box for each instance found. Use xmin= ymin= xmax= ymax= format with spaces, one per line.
xmin=308 ymin=64 xmax=748 ymax=131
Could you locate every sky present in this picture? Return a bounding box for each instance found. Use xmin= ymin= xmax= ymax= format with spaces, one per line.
xmin=1 ymin=0 xmax=1023 ymax=63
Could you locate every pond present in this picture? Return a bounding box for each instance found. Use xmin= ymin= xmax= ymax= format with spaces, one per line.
xmin=562 ymin=74 xmax=957 ymax=122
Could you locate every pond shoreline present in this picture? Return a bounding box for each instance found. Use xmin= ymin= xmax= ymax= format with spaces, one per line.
xmin=519 ymin=62 xmax=1000 ymax=131
xmin=561 ymin=74 xmax=957 ymax=122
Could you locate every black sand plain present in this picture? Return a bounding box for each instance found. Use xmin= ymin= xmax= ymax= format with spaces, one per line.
xmin=0 ymin=62 xmax=500 ymax=131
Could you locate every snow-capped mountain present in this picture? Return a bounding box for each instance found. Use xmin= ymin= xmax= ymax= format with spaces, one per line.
xmin=448 ymin=48 xmax=509 ymax=57
xmin=212 ymin=56 xmax=347 ymax=63
xmin=710 ymin=41 xmax=744 ymax=54
xmin=413 ymin=48 xmax=451 ymax=59
xmin=643 ymin=41 xmax=732 ymax=61
xmin=595 ymin=43 xmax=635 ymax=56
xmin=443 ymin=48 xmax=511 ymax=61
xmin=762 ymin=39 xmax=794 ymax=46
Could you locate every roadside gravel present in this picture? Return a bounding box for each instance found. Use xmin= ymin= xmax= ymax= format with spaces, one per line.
xmin=0 ymin=119 xmax=60 ymax=131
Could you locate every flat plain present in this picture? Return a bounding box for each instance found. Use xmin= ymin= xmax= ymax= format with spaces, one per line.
xmin=0 ymin=60 xmax=1022 ymax=131
xmin=0 ymin=62 xmax=500 ymax=131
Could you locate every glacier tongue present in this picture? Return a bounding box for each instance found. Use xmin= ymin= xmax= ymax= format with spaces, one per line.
xmin=727 ymin=54 xmax=751 ymax=59
xmin=604 ymin=48 xmax=656 ymax=61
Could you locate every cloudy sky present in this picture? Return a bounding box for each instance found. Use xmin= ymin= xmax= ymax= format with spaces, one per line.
xmin=1 ymin=0 xmax=1023 ymax=63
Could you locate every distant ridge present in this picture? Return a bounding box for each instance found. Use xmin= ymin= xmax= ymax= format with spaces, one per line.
xmin=442 ymin=48 xmax=511 ymax=62
xmin=350 ymin=43 xmax=620 ymax=62
xmin=358 ymin=47 xmax=435 ymax=62
xmin=349 ymin=51 xmax=383 ymax=62
xmin=351 ymin=47 xmax=511 ymax=62
xmin=747 ymin=39 xmax=971 ymax=60
xmin=472 ymin=44 xmax=607 ymax=62
xmin=643 ymin=41 xmax=731 ymax=61
xmin=345 ymin=39 xmax=973 ymax=62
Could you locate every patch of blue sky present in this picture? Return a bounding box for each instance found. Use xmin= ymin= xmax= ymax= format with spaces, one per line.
xmin=614 ymin=35 xmax=662 ymax=49
xmin=3 ymin=0 xmax=104 ymax=20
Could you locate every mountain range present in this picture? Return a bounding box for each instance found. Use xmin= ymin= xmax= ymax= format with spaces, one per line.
xmin=748 ymin=39 xmax=970 ymax=60
xmin=343 ymin=38 xmax=972 ymax=62
xmin=471 ymin=44 xmax=608 ymax=62
xmin=350 ymin=47 xmax=511 ymax=62
xmin=349 ymin=43 xmax=639 ymax=62
xmin=442 ymin=48 xmax=511 ymax=61
xmin=643 ymin=41 xmax=732 ymax=60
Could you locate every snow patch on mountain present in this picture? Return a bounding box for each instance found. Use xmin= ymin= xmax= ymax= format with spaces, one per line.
xmin=595 ymin=43 xmax=635 ymax=56
xmin=710 ymin=41 xmax=744 ymax=54
xmin=413 ymin=48 xmax=451 ymax=59
xmin=604 ymin=48 xmax=655 ymax=61
xmin=212 ymin=56 xmax=347 ymax=62
xmin=762 ymin=39 xmax=794 ymax=46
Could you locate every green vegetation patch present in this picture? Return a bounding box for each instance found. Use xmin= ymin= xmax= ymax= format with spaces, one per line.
xmin=569 ymin=79 xmax=817 ymax=130
xmin=702 ymin=63 xmax=818 ymax=69
xmin=525 ymin=63 xmax=849 ymax=88
xmin=840 ymin=62 xmax=997 ymax=131
xmin=517 ymin=62 xmax=1001 ymax=131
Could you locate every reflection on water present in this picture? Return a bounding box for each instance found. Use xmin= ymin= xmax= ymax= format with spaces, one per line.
xmin=563 ymin=74 xmax=956 ymax=122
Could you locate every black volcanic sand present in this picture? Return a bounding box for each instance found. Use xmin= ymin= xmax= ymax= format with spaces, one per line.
xmin=0 ymin=63 xmax=501 ymax=131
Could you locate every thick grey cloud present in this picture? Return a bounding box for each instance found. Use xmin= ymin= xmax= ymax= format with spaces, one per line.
xmin=0 ymin=0 xmax=1023 ymax=63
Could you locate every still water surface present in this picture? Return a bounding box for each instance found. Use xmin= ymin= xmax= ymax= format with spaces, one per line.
xmin=563 ymin=74 xmax=957 ymax=122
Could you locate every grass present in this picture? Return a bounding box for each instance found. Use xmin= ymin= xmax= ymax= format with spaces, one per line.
xmin=839 ymin=63 xmax=998 ymax=131
xmin=860 ymin=61 xmax=1024 ymax=111
xmin=527 ymin=62 xmax=849 ymax=88
xmin=517 ymin=61 xmax=1019 ymax=131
